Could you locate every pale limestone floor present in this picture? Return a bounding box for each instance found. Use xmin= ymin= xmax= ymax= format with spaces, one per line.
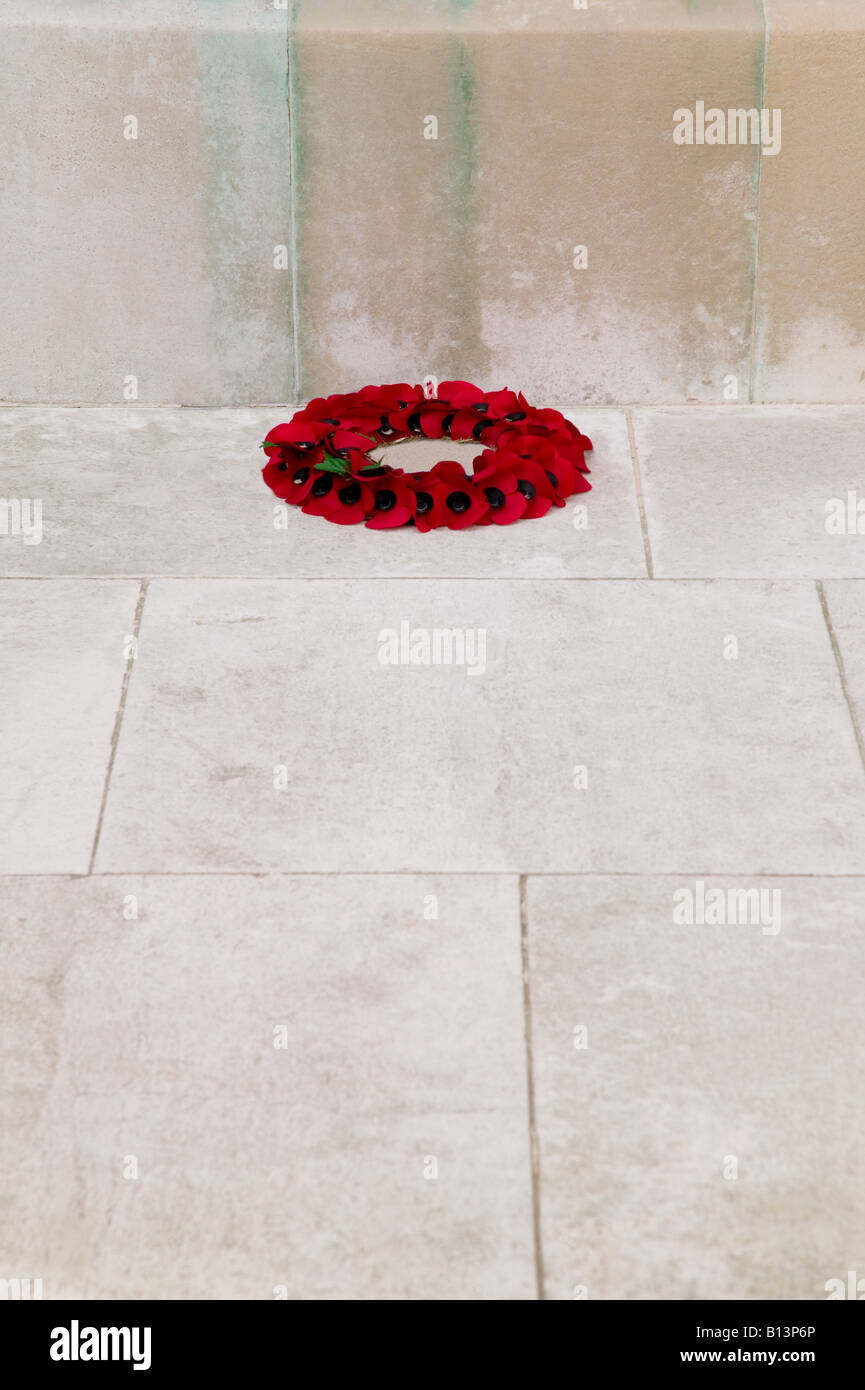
xmin=1 ymin=406 xmax=865 ymax=1301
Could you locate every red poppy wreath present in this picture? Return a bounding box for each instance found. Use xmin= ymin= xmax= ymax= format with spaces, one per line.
xmin=260 ymin=381 xmax=593 ymax=530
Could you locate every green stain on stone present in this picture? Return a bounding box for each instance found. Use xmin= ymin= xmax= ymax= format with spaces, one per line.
xmin=287 ymin=1 xmax=303 ymax=398
xmin=747 ymin=3 xmax=769 ymax=400
xmin=443 ymin=33 xmax=483 ymax=373
xmin=448 ymin=36 xmax=477 ymax=214
xmin=197 ymin=14 xmax=293 ymax=401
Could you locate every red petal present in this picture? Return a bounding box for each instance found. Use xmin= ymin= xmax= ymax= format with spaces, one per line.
xmin=523 ymin=496 xmax=552 ymax=519
xmin=491 ymin=495 xmax=527 ymax=524
xmin=330 ymin=429 xmax=375 ymax=452
xmin=445 ymin=501 xmax=488 ymax=529
xmin=428 ymin=460 xmax=469 ymax=485
xmin=365 ymin=504 xmax=413 ymax=529
xmin=448 ymin=409 xmax=483 ymax=441
xmin=485 ymin=389 xmax=520 ymax=415
xmin=302 ymin=490 xmax=342 ymax=517
xmin=420 ymin=407 xmax=449 ymax=439
xmin=437 ymin=380 xmax=484 ymax=407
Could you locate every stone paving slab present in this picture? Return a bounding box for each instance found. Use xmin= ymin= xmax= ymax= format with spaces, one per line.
xmin=0 ymin=407 xmax=644 ymax=579
xmin=0 ymin=872 xmax=532 ymax=1300
xmin=633 ymin=407 xmax=865 ymax=578
xmin=525 ymin=873 xmax=865 ymax=1301
xmin=92 ymin=577 xmax=865 ymax=875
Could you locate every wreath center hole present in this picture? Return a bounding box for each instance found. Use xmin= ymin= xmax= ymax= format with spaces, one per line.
xmin=380 ymin=437 xmax=481 ymax=472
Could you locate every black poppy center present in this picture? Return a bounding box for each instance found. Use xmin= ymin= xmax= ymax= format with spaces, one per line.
xmin=472 ymin=420 xmax=494 ymax=441
xmin=546 ymin=470 xmax=559 ymax=488
xmin=406 ymin=412 xmax=423 ymax=434
xmin=447 ymin=491 xmax=471 ymax=514
xmin=485 ymin=486 xmax=506 ymax=510
xmin=310 ymin=474 xmax=333 ymax=498
xmin=338 ymin=483 xmax=362 ymax=506
xmin=292 ymin=467 xmax=311 ymax=486
xmin=517 ymin=479 xmax=536 ymax=501
xmin=415 ymin=491 xmax=433 ymax=515
xmin=505 ymin=410 xmax=527 ymax=422
xmin=374 ymin=489 xmax=397 ymax=511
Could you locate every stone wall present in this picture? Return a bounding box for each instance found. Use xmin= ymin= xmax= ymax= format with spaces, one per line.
xmin=2 ymin=0 xmax=862 ymax=404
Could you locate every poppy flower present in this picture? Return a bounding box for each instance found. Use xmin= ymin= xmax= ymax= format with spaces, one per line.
xmin=382 ymin=398 xmax=446 ymax=439
xmin=372 ymin=415 xmax=411 ymax=444
xmin=406 ymin=475 xmax=441 ymax=533
xmin=424 ymin=461 xmax=489 ymax=529
xmin=490 ymin=453 xmax=556 ymax=518
xmin=474 ymin=414 xmax=539 ymax=451
xmin=323 ymin=429 xmax=377 ymax=471
xmin=364 ymin=384 xmax=429 ymax=439
xmin=472 ymin=467 xmax=528 ymax=525
xmin=365 ymin=473 xmax=417 ymax=529
xmin=443 ymin=407 xmax=500 ymax=443
xmin=438 ymin=391 xmax=529 ymax=446
xmin=379 ymin=400 xmax=450 ymax=439
xmin=484 ymin=388 xmax=522 ymax=417
xmin=312 ymin=395 xmax=409 ymax=442
xmin=262 ymin=457 xmax=317 ymax=505
xmin=430 ymin=381 xmax=515 ymax=444
xmin=508 ymin=439 xmax=590 ymax=505
xmin=298 ymin=397 xmax=338 ymax=421
xmin=533 ymin=414 xmax=593 ymax=462
xmin=302 ymin=475 xmax=374 ymax=525
xmin=529 ymin=406 xmax=568 ymax=433
xmin=261 ymin=418 xmax=332 ymax=461
xmin=474 ymin=446 xmax=548 ymax=486
xmin=302 ymin=394 xmax=388 ymax=438
xmin=300 ymin=470 xmax=348 ymax=517
xmin=332 ymin=406 xmax=389 ymax=436
xmin=301 ymin=395 xmax=361 ymax=427
xmin=360 ymin=382 xmax=424 ymax=414
xmin=558 ymin=421 xmax=593 ymax=472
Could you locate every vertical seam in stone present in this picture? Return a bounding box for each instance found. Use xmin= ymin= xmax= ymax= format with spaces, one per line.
xmin=520 ymin=874 xmax=546 ymax=1300
xmin=626 ymin=408 xmax=654 ymax=579
xmin=817 ymin=581 xmax=865 ymax=780
xmin=287 ymin=1 xmax=301 ymax=401
xmin=748 ymin=1 xmax=770 ymax=404
xmin=87 ymin=580 xmax=148 ymax=874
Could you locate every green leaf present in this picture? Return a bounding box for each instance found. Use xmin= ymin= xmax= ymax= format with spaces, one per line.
xmin=315 ymin=452 xmax=352 ymax=476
